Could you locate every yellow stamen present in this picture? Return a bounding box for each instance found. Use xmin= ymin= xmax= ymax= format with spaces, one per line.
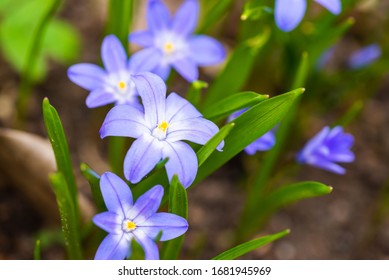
xmin=118 ymin=81 xmax=126 ymax=90
xmin=158 ymin=121 xmax=169 ymax=132
xmin=164 ymin=42 xmax=174 ymax=54
xmin=124 ymin=220 xmax=136 ymax=231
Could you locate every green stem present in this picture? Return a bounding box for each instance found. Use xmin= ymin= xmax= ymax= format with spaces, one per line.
xmin=17 ymin=0 xmax=61 ymax=125
xmin=106 ymin=0 xmax=134 ymax=46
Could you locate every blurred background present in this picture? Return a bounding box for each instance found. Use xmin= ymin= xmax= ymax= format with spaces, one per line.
xmin=1 ymin=0 xmax=389 ymax=259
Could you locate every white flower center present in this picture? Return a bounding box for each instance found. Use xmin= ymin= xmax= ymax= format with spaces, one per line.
xmin=152 ymin=121 xmax=169 ymax=140
xmin=122 ymin=219 xmax=137 ymax=233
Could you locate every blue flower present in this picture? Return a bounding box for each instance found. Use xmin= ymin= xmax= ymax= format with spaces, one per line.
xmin=275 ymin=0 xmax=342 ymax=32
xmin=228 ymin=109 xmax=276 ymax=155
xmin=128 ymin=0 xmax=226 ymax=82
xmin=100 ymin=72 xmax=222 ymax=188
xmin=93 ymin=172 xmax=188 ymax=260
xmin=296 ymin=126 xmax=354 ymax=174
xmin=68 ymin=35 xmax=149 ymax=108
xmin=348 ymin=44 xmax=382 ymax=69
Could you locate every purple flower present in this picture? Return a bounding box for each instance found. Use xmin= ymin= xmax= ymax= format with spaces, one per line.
xmin=348 ymin=44 xmax=382 ymax=69
xmin=128 ymin=0 xmax=226 ymax=82
xmin=296 ymin=126 xmax=354 ymax=174
xmin=68 ymin=35 xmax=148 ymax=108
xmin=100 ymin=72 xmax=222 ymax=188
xmin=275 ymin=0 xmax=341 ymax=32
xmin=93 ymin=172 xmax=188 ymax=260
xmin=228 ymin=109 xmax=276 ymax=155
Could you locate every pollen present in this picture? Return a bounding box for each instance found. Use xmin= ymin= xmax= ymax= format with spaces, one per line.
xmin=122 ymin=219 xmax=137 ymax=232
xmin=158 ymin=121 xmax=169 ymax=132
xmin=118 ymin=81 xmax=126 ymax=90
xmin=163 ymin=42 xmax=175 ymax=54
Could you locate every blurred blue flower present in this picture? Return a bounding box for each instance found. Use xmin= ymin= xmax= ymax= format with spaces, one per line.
xmin=228 ymin=109 xmax=276 ymax=155
xmin=68 ymin=35 xmax=148 ymax=108
xmin=296 ymin=126 xmax=354 ymax=174
xmin=93 ymin=172 xmax=188 ymax=260
xmin=128 ymin=0 xmax=226 ymax=82
xmin=348 ymin=44 xmax=382 ymax=69
xmin=100 ymin=73 xmax=222 ymax=188
xmin=275 ymin=0 xmax=341 ymax=32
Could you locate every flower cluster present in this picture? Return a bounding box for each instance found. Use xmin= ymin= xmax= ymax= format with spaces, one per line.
xmin=67 ymin=0 xmax=226 ymax=260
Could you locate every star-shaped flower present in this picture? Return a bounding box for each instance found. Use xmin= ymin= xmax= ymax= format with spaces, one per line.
xmin=275 ymin=0 xmax=342 ymax=32
xmin=100 ymin=72 xmax=223 ymax=188
xmin=93 ymin=172 xmax=188 ymax=260
xmin=68 ymin=34 xmax=151 ymax=108
xmin=128 ymin=0 xmax=226 ymax=82
xmin=296 ymin=126 xmax=354 ymax=174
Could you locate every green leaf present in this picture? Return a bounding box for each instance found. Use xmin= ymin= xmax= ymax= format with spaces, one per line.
xmin=106 ymin=0 xmax=134 ymax=47
xmin=197 ymin=122 xmax=235 ymax=167
xmin=49 ymin=172 xmax=82 ymax=260
xmin=80 ymin=163 xmax=105 ymax=212
xmin=161 ymin=175 xmax=188 ymax=260
xmin=202 ymin=29 xmax=270 ymax=109
xmin=202 ymin=91 xmax=269 ymax=122
xmin=42 ymin=98 xmax=79 ymax=219
xmin=197 ymin=0 xmax=234 ymax=33
xmin=195 ymin=88 xmax=304 ymax=184
xmin=212 ymin=229 xmax=290 ymax=260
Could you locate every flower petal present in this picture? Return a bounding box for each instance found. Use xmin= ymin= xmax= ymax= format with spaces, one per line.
xmin=100 ymin=105 xmax=149 ymax=139
xmin=171 ymin=57 xmax=198 ymax=82
xmin=132 ymin=72 xmax=167 ymax=127
xmin=133 ymin=230 xmax=159 ymax=260
xmin=94 ymin=233 xmax=130 ymax=260
xmin=162 ymin=141 xmax=198 ymax=188
xmin=307 ymin=157 xmax=346 ymax=174
xmin=128 ymin=48 xmax=162 ymax=73
xmin=167 ymin=117 xmax=222 ymax=149
xmin=165 ymin=92 xmax=202 ymax=123
xmin=188 ymin=35 xmax=226 ymax=66
xmin=128 ymin=30 xmax=155 ymax=47
xmin=123 ymin=134 xmax=163 ymax=184
xmin=152 ymin=63 xmax=171 ymax=81
xmin=348 ymin=44 xmax=381 ymax=69
xmin=297 ymin=126 xmax=330 ymax=163
xmin=86 ymin=88 xmax=117 ymax=108
xmin=141 ymin=212 xmax=188 ymax=241
xmin=67 ymin=63 xmax=106 ymax=91
xmin=245 ymin=130 xmax=276 ymax=155
xmin=147 ymin=0 xmax=171 ymax=33
xmin=100 ymin=172 xmax=134 ymax=216
xmin=275 ymin=0 xmax=306 ymax=32
xmin=314 ymin=0 xmax=341 ymax=14
xmin=172 ymin=0 xmax=199 ymax=36
xmin=93 ymin=212 xmax=122 ymax=234
xmin=101 ymin=35 xmax=127 ymax=73
xmin=128 ymin=185 xmax=164 ymax=224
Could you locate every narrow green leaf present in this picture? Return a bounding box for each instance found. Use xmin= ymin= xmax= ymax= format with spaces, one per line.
xmin=264 ymin=181 xmax=333 ymax=213
xmin=291 ymin=51 xmax=309 ymax=89
xmin=49 ymin=172 xmax=82 ymax=260
xmin=108 ymin=137 xmax=127 ymax=176
xmin=34 ymin=240 xmax=41 ymax=260
xmin=161 ymin=175 xmax=188 ymax=260
xmin=106 ymin=0 xmax=134 ymax=47
xmin=195 ymin=88 xmax=304 ymax=184
xmin=197 ymin=0 xmax=234 ymax=33
xmin=212 ymin=229 xmax=290 ymax=260
xmin=202 ymin=91 xmax=269 ymax=122
xmin=333 ymin=100 xmax=364 ymax=127
xmin=42 ymin=98 xmax=79 ymax=219
xmin=202 ymin=29 xmax=270 ymax=109
xmin=197 ymin=122 xmax=235 ymax=167
xmin=80 ymin=163 xmax=105 ymax=212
